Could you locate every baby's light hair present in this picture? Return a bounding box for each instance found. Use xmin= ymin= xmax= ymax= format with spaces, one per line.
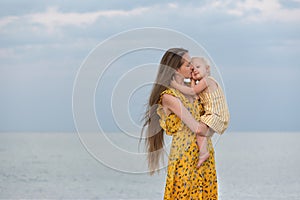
xmin=192 ymin=56 xmax=212 ymax=77
xmin=192 ymin=56 xmax=211 ymax=67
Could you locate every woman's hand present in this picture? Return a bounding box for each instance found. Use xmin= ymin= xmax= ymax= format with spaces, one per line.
xmin=196 ymin=123 xmax=215 ymax=137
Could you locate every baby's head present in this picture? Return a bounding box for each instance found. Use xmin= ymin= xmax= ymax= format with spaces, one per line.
xmin=191 ymin=57 xmax=211 ymax=80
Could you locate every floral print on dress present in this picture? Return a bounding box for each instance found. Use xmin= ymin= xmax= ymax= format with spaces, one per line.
xmin=157 ymin=88 xmax=218 ymax=200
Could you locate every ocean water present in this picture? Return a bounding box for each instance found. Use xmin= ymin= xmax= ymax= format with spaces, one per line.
xmin=0 ymin=132 xmax=299 ymax=199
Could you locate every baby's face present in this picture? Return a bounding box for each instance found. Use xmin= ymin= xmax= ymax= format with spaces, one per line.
xmin=192 ymin=59 xmax=208 ymax=80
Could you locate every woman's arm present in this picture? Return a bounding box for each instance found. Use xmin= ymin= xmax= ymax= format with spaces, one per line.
xmin=162 ymin=94 xmax=212 ymax=137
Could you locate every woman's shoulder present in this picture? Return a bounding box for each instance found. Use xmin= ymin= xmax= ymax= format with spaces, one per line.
xmin=159 ymin=88 xmax=185 ymax=106
xmin=161 ymin=88 xmax=179 ymax=96
xmin=160 ymin=87 xmax=194 ymax=110
xmin=161 ymin=87 xmax=187 ymax=100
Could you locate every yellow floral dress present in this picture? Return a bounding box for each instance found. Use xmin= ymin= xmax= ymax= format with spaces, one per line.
xmin=157 ymin=88 xmax=218 ymax=200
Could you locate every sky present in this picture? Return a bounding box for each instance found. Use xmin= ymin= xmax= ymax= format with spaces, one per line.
xmin=0 ymin=0 xmax=300 ymax=133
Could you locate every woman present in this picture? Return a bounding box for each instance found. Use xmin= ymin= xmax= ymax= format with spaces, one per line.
xmin=141 ymin=48 xmax=218 ymax=199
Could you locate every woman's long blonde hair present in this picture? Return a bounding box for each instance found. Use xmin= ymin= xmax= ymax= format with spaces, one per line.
xmin=141 ymin=48 xmax=188 ymax=175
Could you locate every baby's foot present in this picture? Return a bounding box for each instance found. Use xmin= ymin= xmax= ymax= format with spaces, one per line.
xmin=196 ymin=152 xmax=210 ymax=168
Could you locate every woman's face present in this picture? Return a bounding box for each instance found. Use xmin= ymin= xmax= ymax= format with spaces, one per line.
xmin=176 ymin=53 xmax=192 ymax=79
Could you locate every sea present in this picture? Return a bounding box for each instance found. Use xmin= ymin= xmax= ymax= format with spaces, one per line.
xmin=0 ymin=132 xmax=299 ymax=199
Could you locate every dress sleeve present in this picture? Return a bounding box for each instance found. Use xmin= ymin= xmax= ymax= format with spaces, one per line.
xmin=157 ymin=89 xmax=184 ymax=135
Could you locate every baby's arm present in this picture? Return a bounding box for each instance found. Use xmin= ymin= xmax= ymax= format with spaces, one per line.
xmin=171 ymin=77 xmax=208 ymax=95
xmin=193 ymin=77 xmax=208 ymax=94
xmin=170 ymin=79 xmax=196 ymax=96
xmin=191 ymin=79 xmax=196 ymax=87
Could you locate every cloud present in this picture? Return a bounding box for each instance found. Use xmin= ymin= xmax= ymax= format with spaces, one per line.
xmin=160 ymin=0 xmax=300 ymax=23
xmin=221 ymin=0 xmax=300 ymax=22
xmin=0 ymin=6 xmax=150 ymax=33
xmin=29 ymin=6 xmax=149 ymax=30
xmin=0 ymin=16 xmax=19 ymax=28
xmin=0 ymin=48 xmax=17 ymax=59
xmin=1 ymin=0 xmax=299 ymax=32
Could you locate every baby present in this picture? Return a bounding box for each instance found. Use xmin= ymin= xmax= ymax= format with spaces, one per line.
xmin=171 ymin=57 xmax=230 ymax=168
